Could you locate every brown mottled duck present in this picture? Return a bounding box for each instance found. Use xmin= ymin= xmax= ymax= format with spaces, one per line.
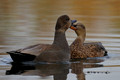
xmin=7 ymin=15 xmax=77 ymax=63
xmin=70 ymin=23 xmax=108 ymax=59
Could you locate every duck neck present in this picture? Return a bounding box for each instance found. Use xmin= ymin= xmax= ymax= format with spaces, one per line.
xmin=76 ymin=34 xmax=86 ymax=45
xmin=75 ymin=30 xmax=86 ymax=45
xmin=76 ymin=37 xmax=84 ymax=45
xmin=53 ymin=30 xmax=69 ymax=50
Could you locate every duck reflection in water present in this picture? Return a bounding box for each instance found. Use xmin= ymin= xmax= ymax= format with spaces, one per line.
xmin=6 ymin=58 xmax=106 ymax=80
xmin=6 ymin=63 xmax=69 ymax=80
xmin=71 ymin=58 xmax=104 ymax=80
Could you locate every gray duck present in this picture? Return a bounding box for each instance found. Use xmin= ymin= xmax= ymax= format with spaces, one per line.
xmin=7 ymin=15 xmax=77 ymax=63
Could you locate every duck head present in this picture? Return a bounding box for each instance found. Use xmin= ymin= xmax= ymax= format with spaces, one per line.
xmin=70 ymin=23 xmax=86 ymax=42
xmin=55 ymin=15 xmax=77 ymax=32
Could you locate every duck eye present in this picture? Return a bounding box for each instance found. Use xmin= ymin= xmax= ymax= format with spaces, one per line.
xmin=74 ymin=25 xmax=77 ymax=27
xmin=66 ymin=18 xmax=69 ymax=21
xmin=81 ymin=25 xmax=85 ymax=29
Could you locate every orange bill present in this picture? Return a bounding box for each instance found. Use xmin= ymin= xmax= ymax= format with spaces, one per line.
xmin=70 ymin=26 xmax=77 ymax=30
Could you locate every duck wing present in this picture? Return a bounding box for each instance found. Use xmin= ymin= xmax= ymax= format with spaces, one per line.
xmin=7 ymin=44 xmax=50 ymax=62
xmin=83 ymin=42 xmax=107 ymax=56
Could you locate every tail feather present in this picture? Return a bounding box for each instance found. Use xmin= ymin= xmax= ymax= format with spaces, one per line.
xmin=104 ymin=50 xmax=108 ymax=56
xmin=7 ymin=51 xmax=36 ymax=62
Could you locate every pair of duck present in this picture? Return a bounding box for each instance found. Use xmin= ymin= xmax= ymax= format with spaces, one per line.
xmin=7 ymin=15 xmax=107 ymax=63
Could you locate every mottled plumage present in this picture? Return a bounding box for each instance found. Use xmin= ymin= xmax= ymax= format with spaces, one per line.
xmin=70 ymin=23 xmax=107 ymax=59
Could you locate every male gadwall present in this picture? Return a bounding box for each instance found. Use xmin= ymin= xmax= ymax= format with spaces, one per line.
xmin=70 ymin=23 xmax=107 ymax=59
xmin=7 ymin=15 xmax=77 ymax=63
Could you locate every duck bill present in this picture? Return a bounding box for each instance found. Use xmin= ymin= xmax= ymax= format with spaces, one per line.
xmin=71 ymin=20 xmax=77 ymax=24
xmin=70 ymin=26 xmax=77 ymax=30
xmin=70 ymin=20 xmax=77 ymax=30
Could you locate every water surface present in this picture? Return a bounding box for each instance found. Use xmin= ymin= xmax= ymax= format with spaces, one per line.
xmin=0 ymin=0 xmax=120 ymax=80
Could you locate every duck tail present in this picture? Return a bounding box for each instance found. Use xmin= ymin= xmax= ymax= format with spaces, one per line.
xmin=104 ymin=50 xmax=108 ymax=56
xmin=97 ymin=42 xmax=108 ymax=56
xmin=7 ymin=51 xmax=36 ymax=63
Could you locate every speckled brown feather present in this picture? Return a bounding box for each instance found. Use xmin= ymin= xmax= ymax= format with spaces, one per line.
xmin=70 ymin=23 xmax=107 ymax=59
xmin=70 ymin=39 xmax=107 ymax=59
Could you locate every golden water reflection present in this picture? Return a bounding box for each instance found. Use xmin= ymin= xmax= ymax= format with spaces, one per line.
xmin=0 ymin=0 xmax=120 ymax=53
xmin=0 ymin=0 xmax=120 ymax=80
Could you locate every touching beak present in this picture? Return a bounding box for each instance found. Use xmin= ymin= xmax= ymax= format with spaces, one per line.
xmin=70 ymin=20 xmax=77 ymax=30
xmin=71 ymin=20 xmax=77 ymax=24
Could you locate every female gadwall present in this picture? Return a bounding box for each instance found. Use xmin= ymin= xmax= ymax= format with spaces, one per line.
xmin=70 ymin=23 xmax=107 ymax=59
xmin=7 ymin=15 xmax=77 ymax=63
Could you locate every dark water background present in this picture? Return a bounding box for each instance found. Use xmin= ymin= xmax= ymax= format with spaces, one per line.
xmin=0 ymin=0 xmax=120 ymax=80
